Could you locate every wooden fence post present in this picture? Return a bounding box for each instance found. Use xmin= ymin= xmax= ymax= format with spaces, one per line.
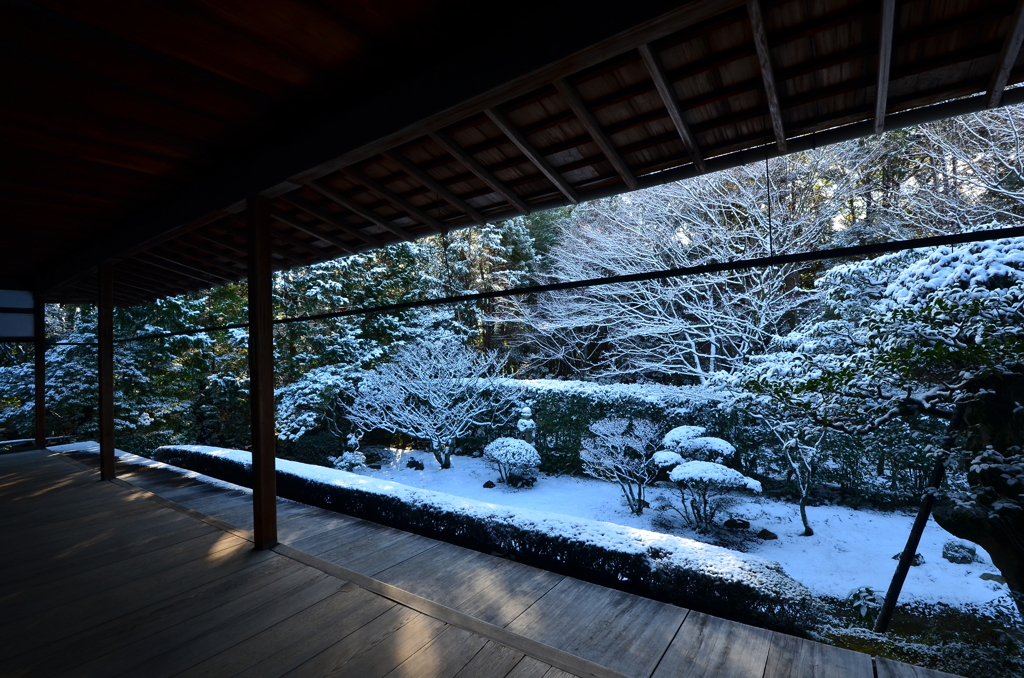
xmin=248 ymin=195 xmax=278 ymax=549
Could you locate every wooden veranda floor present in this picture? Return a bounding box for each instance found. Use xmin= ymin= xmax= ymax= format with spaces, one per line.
xmin=0 ymin=450 xmax=957 ymax=678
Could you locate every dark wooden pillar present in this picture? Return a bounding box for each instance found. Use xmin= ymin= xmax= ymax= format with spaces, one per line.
xmin=33 ymin=294 xmax=46 ymax=448
xmin=98 ymin=264 xmax=115 ymax=480
xmin=248 ymin=195 xmax=277 ymax=549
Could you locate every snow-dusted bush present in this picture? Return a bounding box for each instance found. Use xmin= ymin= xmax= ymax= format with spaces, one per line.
xmin=652 ymin=451 xmax=685 ymax=468
xmin=152 ymin=444 xmax=817 ymax=634
xmin=483 ymin=437 xmax=541 ymax=488
xmin=660 ymin=460 xmax=762 ymax=532
xmin=663 ymin=426 xmax=736 ymax=463
xmin=328 ymin=450 xmax=366 ymax=472
xmin=581 ymin=418 xmax=662 ymax=515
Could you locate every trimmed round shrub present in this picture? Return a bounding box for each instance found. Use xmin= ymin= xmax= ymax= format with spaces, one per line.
xmin=484 ymin=437 xmax=541 ymax=488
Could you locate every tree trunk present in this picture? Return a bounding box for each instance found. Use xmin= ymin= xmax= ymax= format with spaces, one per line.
xmin=931 ymin=371 xmax=1024 ymax=617
xmin=799 ymin=494 xmax=814 ymax=536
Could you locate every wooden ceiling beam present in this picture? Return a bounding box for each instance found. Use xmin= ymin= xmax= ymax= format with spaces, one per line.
xmin=429 ymin=130 xmax=530 ymax=215
xmin=267 ymin=218 xmax=332 ymax=257
xmin=343 ymin=168 xmax=447 ymax=234
xmin=554 ymin=78 xmax=639 ymax=190
xmin=181 ymin=232 xmax=248 ymax=269
xmin=383 ymin=150 xmax=488 ymax=226
xmin=874 ymin=0 xmax=896 ymax=133
xmin=279 ymin=193 xmax=381 ymax=249
xmin=139 ymin=251 xmax=234 ymax=285
xmin=987 ymin=0 xmax=1024 ymax=108
xmin=156 ymin=242 xmax=246 ymax=281
xmin=306 ymin=181 xmax=417 ymax=242
xmin=271 ymin=209 xmax=359 ymax=255
xmin=485 ymin=107 xmax=580 ymax=204
xmin=747 ymin=0 xmax=787 ymax=153
xmin=637 ymin=43 xmax=707 ymax=174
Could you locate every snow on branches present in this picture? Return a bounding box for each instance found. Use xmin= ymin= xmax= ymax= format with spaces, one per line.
xmin=580 ymin=418 xmax=662 ymax=515
xmin=343 ymin=334 xmax=520 ymax=469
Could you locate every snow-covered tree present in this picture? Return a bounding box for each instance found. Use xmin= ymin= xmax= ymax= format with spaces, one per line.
xmin=503 ymin=142 xmax=877 ymax=382
xmin=343 ymin=334 xmax=519 ymax=469
xmin=580 ymin=417 xmax=662 ymax=515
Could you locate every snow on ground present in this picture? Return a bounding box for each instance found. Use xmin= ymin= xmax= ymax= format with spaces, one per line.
xmin=52 ymin=440 xmax=1008 ymax=609
xmin=353 ymin=450 xmax=1007 ymax=608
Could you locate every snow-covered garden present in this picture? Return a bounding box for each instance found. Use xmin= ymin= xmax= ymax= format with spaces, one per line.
xmin=8 ymin=105 xmax=1024 ymax=675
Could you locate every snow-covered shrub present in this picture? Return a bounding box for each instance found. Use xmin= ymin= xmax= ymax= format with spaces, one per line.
xmin=581 ymin=418 xmax=662 ymax=515
xmin=662 ymin=425 xmax=736 ymax=463
xmin=847 ymin=586 xmax=882 ymax=627
xmin=328 ymin=450 xmax=366 ymax=472
xmin=660 ymin=460 xmax=762 ymax=532
xmin=652 ymin=451 xmax=684 ymax=468
xmin=152 ymin=444 xmax=817 ymax=634
xmin=483 ymin=437 xmax=541 ymax=488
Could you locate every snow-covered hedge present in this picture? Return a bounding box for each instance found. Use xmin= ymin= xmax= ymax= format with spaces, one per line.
xmin=153 ymin=444 xmax=817 ymax=633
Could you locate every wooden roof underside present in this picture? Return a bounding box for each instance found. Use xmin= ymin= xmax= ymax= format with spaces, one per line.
xmin=6 ymin=0 xmax=1024 ymax=306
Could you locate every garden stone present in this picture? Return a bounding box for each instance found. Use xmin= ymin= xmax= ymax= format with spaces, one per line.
xmin=942 ymin=540 xmax=978 ymax=564
xmin=981 ymin=572 xmax=1007 ymax=584
xmin=724 ymin=518 xmax=750 ymax=530
xmin=483 ymin=480 xmax=495 ymax=488
xmin=757 ymin=528 xmax=778 ymax=540
xmin=892 ymin=552 xmax=925 ymax=566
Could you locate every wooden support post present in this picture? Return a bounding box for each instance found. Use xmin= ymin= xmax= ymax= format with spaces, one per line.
xmin=248 ymin=195 xmax=278 ymax=550
xmin=98 ymin=264 xmax=115 ymax=480
xmin=33 ymin=294 xmax=46 ymax=449
xmin=874 ymin=0 xmax=896 ymax=133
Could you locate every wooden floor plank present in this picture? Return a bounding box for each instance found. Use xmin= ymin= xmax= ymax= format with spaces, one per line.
xmin=505 ymin=657 xmax=579 ymax=678
xmin=179 ymin=587 xmax=397 ymax=678
xmin=283 ymin=605 xmax=438 ymax=678
xmin=763 ymin=630 xmax=875 ymax=678
xmin=505 ymin=576 xmax=687 ymax=677
xmin=384 ymin=624 xmax=489 ymax=678
xmin=875 ymin=658 xmax=963 ymax=678
xmin=8 ymin=555 xmax=305 ymax=677
xmin=112 ymin=571 xmax=340 ymax=678
xmin=377 ymin=543 xmax=563 ymax=626
xmin=315 ymin=526 xmax=439 ymax=576
xmin=1 ymin=540 xmax=275 ymax=662
xmin=452 ymin=640 xmax=527 ymax=678
xmin=651 ymin=611 xmax=769 ymax=678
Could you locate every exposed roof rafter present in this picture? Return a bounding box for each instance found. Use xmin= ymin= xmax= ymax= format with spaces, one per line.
xmin=874 ymin=0 xmax=897 ymax=133
xmin=343 ymin=168 xmax=447 ymax=234
xmin=271 ymin=209 xmax=359 ymax=255
xmin=554 ymin=78 xmax=639 ymax=189
xmin=383 ymin=150 xmax=489 ymax=226
xmin=279 ymin=193 xmax=382 ymax=249
xmin=306 ymin=181 xmax=418 ymax=242
xmin=986 ymin=0 xmax=1024 ymax=108
xmin=485 ymin=107 xmax=581 ymax=204
xmin=638 ymin=43 xmax=707 ymax=173
xmin=747 ymin=0 xmax=787 ymax=152
xmin=429 ymin=130 xmax=531 ymax=215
